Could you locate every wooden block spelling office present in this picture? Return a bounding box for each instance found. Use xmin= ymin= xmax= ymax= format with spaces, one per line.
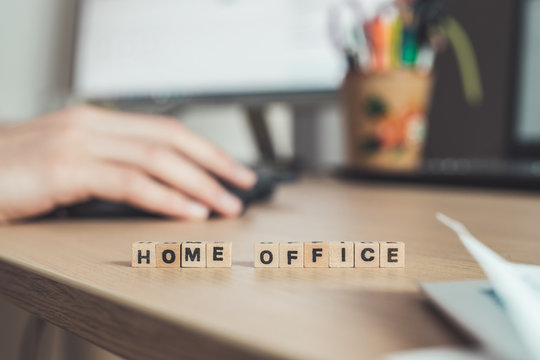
xmin=132 ymin=241 xmax=404 ymax=268
xmin=255 ymin=241 xmax=404 ymax=268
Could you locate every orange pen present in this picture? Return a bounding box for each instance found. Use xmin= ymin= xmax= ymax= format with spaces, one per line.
xmin=370 ymin=17 xmax=387 ymax=72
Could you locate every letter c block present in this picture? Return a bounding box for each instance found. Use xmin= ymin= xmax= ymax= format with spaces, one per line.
xmin=354 ymin=241 xmax=380 ymax=268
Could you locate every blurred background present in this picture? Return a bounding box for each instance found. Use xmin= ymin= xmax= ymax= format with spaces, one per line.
xmin=1 ymin=0 xmax=539 ymax=359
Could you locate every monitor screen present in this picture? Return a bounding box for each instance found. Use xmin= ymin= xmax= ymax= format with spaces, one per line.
xmin=73 ymin=0 xmax=377 ymax=100
xmin=515 ymin=0 xmax=540 ymax=146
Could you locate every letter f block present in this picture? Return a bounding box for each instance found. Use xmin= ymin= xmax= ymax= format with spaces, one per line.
xmin=304 ymin=241 xmax=329 ymax=268
xmin=279 ymin=242 xmax=304 ymax=268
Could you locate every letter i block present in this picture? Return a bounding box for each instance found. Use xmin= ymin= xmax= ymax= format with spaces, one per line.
xmin=156 ymin=242 xmax=181 ymax=268
xmin=279 ymin=242 xmax=304 ymax=268
xmin=304 ymin=242 xmax=329 ymax=268
xmin=329 ymin=241 xmax=354 ymax=268
xmin=206 ymin=242 xmax=232 ymax=268
xmin=254 ymin=242 xmax=279 ymax=267
xmin=379 ymin=241 xmax=405 ymax=268
xmin=132 ymin=241 xmax=157 ymax=267
xmin=354 ymin=241 xmax=380 ymax=267
xmin=182 ymin=241 xmax=206 ymax=268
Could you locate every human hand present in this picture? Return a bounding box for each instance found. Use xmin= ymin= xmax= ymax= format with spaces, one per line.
xmin=0 ymin=105 xmax=256 ymax=223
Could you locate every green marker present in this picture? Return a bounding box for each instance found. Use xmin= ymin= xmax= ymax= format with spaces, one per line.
xmin=401 ymin=27 xmax=418 ymax=67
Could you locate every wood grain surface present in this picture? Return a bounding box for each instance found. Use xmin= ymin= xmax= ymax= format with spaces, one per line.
xmin=1 ymin=177 xmax=539 ymax=360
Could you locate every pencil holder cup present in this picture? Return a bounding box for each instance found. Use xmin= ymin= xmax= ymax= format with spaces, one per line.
xmin=342 ymin=69 xmax=433 ymax=172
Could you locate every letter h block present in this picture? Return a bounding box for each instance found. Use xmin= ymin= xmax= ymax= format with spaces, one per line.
xmin=132 ymin=241 xmax=157 ymax=267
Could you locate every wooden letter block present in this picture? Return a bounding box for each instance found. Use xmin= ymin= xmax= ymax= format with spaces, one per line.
xmin=279 ymin=242 xmax=304 ymax=268
xmin=379 ymin=241 xmax=405 ymax=268
xmin=354 ymin=241 xmax=380 ymax=268
xmin=132 ymin=241 xmax=157 ymax=267
xmin=329 ymin=241 xmax=354 ymax=268
xmin=156 ymin=242 xmax=181 ymax=268
xmin=182 ymin=241 xmax=206 ymax=268
xmin=254 ymin=242 xmax=279 ymax=267
xmin=206 ymin=242 xmax=232 ymax=268
xmin=304 ymin=242 xmax=329 ymax=268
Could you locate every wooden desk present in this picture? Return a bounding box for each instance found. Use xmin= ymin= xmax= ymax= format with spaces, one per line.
xmin=1 ymin=178 xmax=539 ymax=360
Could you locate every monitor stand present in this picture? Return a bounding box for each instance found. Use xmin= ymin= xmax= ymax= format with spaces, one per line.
xmin=244 ymin=104 xmax=318 ymax=181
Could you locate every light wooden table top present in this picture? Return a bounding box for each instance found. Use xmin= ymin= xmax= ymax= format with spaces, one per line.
xmin=1 ymin=177 xmax=539 ymax=360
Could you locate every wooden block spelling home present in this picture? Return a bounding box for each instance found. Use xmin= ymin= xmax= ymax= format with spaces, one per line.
xmin=254 ymin=241 xmax=405 ymax=268
xmin=132 ymin=241 xmax=232 ymax=268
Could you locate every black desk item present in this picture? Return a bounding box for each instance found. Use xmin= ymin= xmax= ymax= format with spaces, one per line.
xmin=44 ymin=171 xmax=279 ymax=219
xmin=339 ymin=158 xmax=540 ymax=191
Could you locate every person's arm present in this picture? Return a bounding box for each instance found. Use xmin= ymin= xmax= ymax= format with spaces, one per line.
xmin=0 ymin=105 xmax=256 ymax=223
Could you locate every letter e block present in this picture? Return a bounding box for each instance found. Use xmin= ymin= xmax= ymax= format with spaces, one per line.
xmin=279 ymin=242 xmax=304 ymax=268
xmin=304 ymin=242 xmax=329 ymax=268
xmin=156 ymin=242 xmax=181 ymax=268
xmin=329 ymin=241 xmax=354 ymax=268
xmin=182 ymin=241 xmax=206 ymax=268
xmin=132 ymin=241 xmax=157 ymax=268
xmin=379 ymin=241 xmax=405 ymax=268
xmin=207 ymin=242 xmax=232 ymax=268
xmin=254 ymin=242 xmax=279 ymax=267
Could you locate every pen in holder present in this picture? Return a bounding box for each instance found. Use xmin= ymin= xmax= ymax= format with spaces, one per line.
xmin=342 ymin=69 xmax=433 ymax=172
xmin=331 ymin=0 xmax=483 ymax=173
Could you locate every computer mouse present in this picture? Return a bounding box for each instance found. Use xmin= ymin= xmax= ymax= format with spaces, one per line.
xmin=42 ymin=171 xmax=277 ymax=219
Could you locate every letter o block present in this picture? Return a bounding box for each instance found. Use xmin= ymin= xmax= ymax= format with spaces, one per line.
xmin=354 ymin=241 xmax=380 ymax=268
xmin=379 ymin=241 xmax=405 ymax=268
xmin=182 ymin=241 xmax=206 ymax=268
xmin=304 ymin=242 xmax=329 ymax=268
xmin=132 ymin=241 xmax=157 ymax=267
xmin=254 ymin=242 xmax=279 ymax=267
xmin=156 ymin=242 xmax=181 ymax=268
xmin=206 ymin=242 xmax=232 ymax=268
xmin=279 ymin=242 xmax=304 ymax=268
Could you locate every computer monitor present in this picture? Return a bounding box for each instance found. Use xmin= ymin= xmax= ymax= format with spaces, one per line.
xmin=512 ymin=0 xmax=540 ymax=157
xmin=73 ymin=0 xmax=370 ymax=102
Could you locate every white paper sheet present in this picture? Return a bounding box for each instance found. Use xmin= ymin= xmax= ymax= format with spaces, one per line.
xmin=436 ymin=213 xmax=540 ymax=360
